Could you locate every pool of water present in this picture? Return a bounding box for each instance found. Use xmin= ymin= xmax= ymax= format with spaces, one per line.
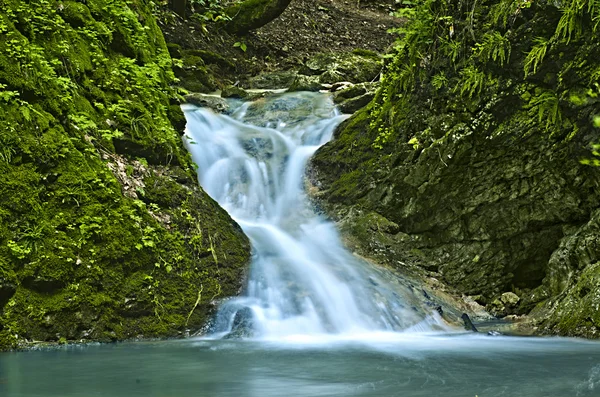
xmin=2 ymin=334 xmax=600 ymax=397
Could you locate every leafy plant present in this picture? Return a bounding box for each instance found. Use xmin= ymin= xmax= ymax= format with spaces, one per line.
xmin=233 ymin=41 xmax=247 ymax=52
xmin=431 ymin=71 xmax=448 ymax=90
xmin=524 ymin=37 xmax=550 ymax=77
xmin=458 ymin=64 xmax=486 ymax=98
xmin=527 ymin=90 xmax=562 ymax=130
xmin=474 ymin=31 xmax=511 ymax=66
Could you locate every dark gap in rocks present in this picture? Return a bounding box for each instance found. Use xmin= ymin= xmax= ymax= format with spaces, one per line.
xmin=21 ymin=277 xmax=65 ymax=294
xmin=0 ymin=282 xmax=17 ymax=311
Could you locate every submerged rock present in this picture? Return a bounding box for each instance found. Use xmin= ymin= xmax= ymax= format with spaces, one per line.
xmin=243 ymin=91 xmax=336 ymax=127
xmin=223 ymin=307 xmax=255 ymax=339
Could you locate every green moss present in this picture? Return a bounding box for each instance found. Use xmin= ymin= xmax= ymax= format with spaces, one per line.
xmin=224 ymin=0 xmax=291 ymax=35
xmin=547 ymin=262 xmax=600 ymax=337
xmin=0 ymin=0 xmax=250 ymax=351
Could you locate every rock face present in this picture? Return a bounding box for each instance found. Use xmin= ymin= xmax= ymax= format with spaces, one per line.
xmin=288 ymin=50 xmax=382 ymax=92
xmin=309 ymin=0 xmax=600 ymax=336
xmin=0 ymin=0 xmax=250 ymax=350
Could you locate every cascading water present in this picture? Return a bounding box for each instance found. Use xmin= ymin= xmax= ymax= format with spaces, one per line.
xmin=183 ymin=92 xmax=445 ymax=339
xmin=6 ymin=98 xmax=600 ymax=397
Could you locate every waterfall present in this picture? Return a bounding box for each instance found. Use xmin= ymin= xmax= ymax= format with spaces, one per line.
xmin=183 ymin=92 xmax=444 ymax=339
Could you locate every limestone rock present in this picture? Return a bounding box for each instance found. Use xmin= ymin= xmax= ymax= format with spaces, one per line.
xmin=223 ymin=307 xmax=255 ymax=339
xmin=221 ymin=86 xmax=249 ymax=99
xmin=298 ymin=51 xmax=382 ymax=84
xmin=247 ymin=71 xmax=297 ymax=89
xmin=184 ymin=93 xmax=231 ymax=114
xmin=500 ymin=292 xmax=520 ymax=306
xmin=288 ymin=75 xmax=327 ymax=92
xmin=339 ymin=92 xmax=375 ymax=113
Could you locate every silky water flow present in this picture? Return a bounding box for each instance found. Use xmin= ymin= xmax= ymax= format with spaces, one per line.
xmin=4 ymin=93 xmax=600 ymax=397
xmin=183 ymin=92 xmax=445 ymax=340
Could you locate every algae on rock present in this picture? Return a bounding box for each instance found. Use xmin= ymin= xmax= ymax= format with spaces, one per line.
xmin=0 ymin=0 xmax=250 ymax=350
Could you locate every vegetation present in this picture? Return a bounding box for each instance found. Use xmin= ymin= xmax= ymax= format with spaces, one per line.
xmin=367 ymin=0 xmax=600 ymax=148
xmin=0 ymin=0 xmax=249 ymax=350
xmin=311 ymin=0 xmax=600 ymax=337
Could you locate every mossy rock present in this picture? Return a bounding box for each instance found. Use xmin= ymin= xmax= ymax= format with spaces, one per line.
xmin=0 ymin=0 xmax=250 ymax=350
xmin=184 ymin=93 xmax=231 ymax=113
xmin=298 ymin=51 xmax=382 ymax=84
xmin=543 ymin=262 xmax=600 ymax=337
xmin=309 ymin=0 xmax=600 ymax=337
xmin=288 ymin=75 xmax=327 ymax=92
xmin=246 ymin=71 xmax=297 ymax=89
xmin=221 ymin=86 xmax=249 ymax=99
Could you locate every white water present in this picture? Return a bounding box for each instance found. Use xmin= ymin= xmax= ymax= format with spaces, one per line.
xmin=183 ymin=92 xmax=445 ymax=339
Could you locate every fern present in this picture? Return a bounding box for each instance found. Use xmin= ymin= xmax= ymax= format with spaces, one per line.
xmin=474 ymin=31 xmax=512 ymax=66
xmin=489 ymin=0 xmax=533 ymax=28
xmin=395 ymin=62 xmax=417 ymax=93
xmin=524 ymin=37 xmax=550 ymax=77
xmin=458 ymin=65 xmax=486 ymax=98
xmin=555 ymin=0 xmax=600 ymax=40
xmin=443 ymin=39 xmax=462 ymax=64
xmin=556 ymin=0 xmax=583 ymax=42
xmin=528 ymin=91 xmax=562 ymax=130
xmin=431 ymin=71 xmax=448 ymax=90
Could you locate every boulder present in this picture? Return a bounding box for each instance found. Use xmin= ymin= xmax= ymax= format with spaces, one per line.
xmin=299 ymin=51 xmax=382 ymax=84
xmin=339 ymin=92 xmax=375 ymax=113
xmin=184 ymin=93 xmax=230 ymax=114
xmin=247 ymin=71 xmax=297 ymax=89
xmin=221 ymin=86 xmax=249 ymax=99
xmin=223 ymin=307 xmax=255 ymax=339
xmin=288 ymin=75 xmax=328 ymax=92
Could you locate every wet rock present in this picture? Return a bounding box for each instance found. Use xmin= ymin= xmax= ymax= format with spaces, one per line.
xmin=308 ymin=0 xmax=600 ymax=338
xmin=184 ymin=93 xmax=230 ymax=114
xmin=333 ymin=84 xmax=368 ymax=103
xmin=221 ymin=86 xmax=249 ymax=99
xmin=247 ymin=71 xmax=297 ymax=89
xmin=461 ymin=313 xmax=478 ymax=332
xmin=223 ymin=307 xmax=255 ymax=339
xmin=330 ymin=81 xmax=354 ymax=92
xmin=287 ymin=75 xmax=327 ymax=92
xmin=243 ymin=92 xmax=335 ymax=127
xmin=298 ymin=51 xmax=382 ymax=84
xmin=332 ymin=83 xmax=378 ymax=113
xmin=338 ymin=92 xmax=375 ymax=113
